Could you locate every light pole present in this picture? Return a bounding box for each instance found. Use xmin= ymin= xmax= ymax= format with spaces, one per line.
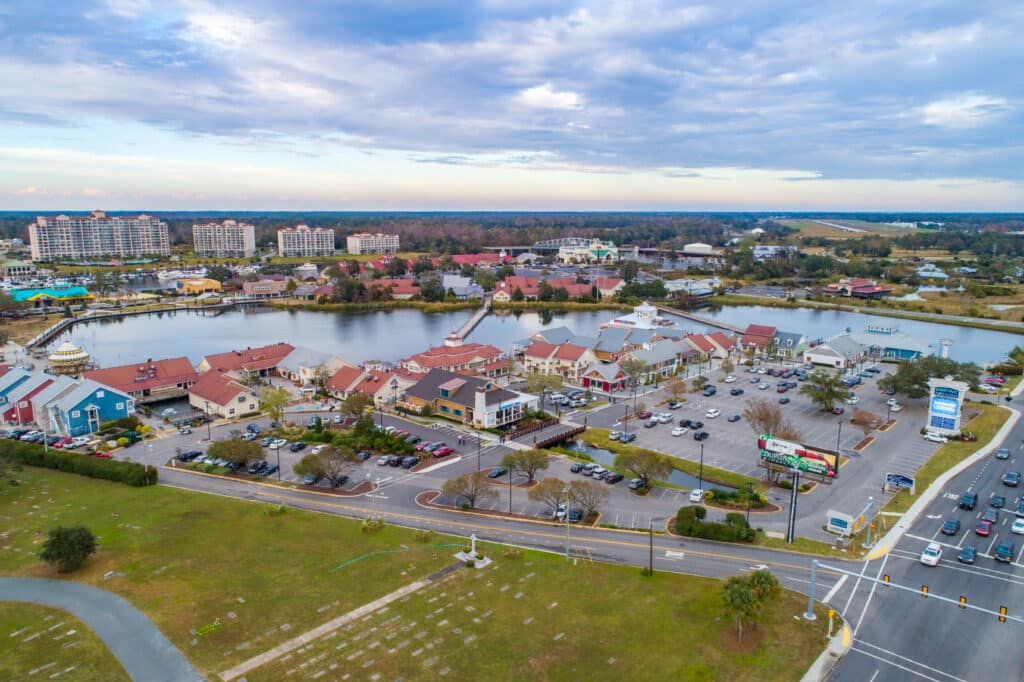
xmin=204 ymin=400 xmax=211 ymax=441
xmin=508 ymin=464 xmax=513 ymax=516
xmin=835 ymin=419 xmax=843 ymax=457
xmin=745 ymin=482 xmax=754 ymax=526
xmin=698 ymin=442 xmax=704 ymax=490
xmin=886 ymin=402 xmax=892 ymax=427
xmin=622 ymin=404 xmax=630 ymax=436
xmin=390 ymin=378 xmax=398 ymax=413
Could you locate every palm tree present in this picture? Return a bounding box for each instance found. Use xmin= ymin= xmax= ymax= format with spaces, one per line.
xmin=721 ymin=576 xmax=758 ymax=642
xmin=799 ymin=370 xmax=848 ymax=412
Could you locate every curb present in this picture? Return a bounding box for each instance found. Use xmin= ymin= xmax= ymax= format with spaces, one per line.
xmin=870 ymin=405 xmax=1020 ymax=556
xmin=801 ymin=624 xmax=853 ymax=682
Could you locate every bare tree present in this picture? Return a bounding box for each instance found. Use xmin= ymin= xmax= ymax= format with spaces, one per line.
xmin=442 ymin=471 xmax=498 ymax=509
xmin=320 ymin=446 xmax=359 ymax=487
xmin=666 ymin=377 xmax=687 ymax=402
xmin=742 ymin=398 xmax=787 ymax=437
xmin=852 ymin=409 xmax=880 ymax=436
xmin=568 ymin=479 xmax=609 ymax=519
xmin=527 ymin=477 xmax=571 ymax=515
xmin=614 ymin=449 xmax=671 ymax=488
xmin=500 ymin=449 xmax=550 ymax=484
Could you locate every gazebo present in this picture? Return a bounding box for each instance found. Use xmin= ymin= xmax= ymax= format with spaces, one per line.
xmin=48 ymin=341 xmax=91 ymax=376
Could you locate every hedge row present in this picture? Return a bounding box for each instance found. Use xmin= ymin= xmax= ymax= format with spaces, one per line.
xmin=1 ymin=440 xmax=158 ymax=487
xmin=675 ymin=505 xmax=755 ymax=543
xmin=707 ymin=487 xmax=767 ymax=508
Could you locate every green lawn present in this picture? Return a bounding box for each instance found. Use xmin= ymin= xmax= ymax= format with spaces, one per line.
xmin=0 ymin=467 xmax=832 ymax=681
xmin=0 ymin=602 xmax=129 ymax=681
xmin=883 ymin=403 xmax=1011 ymax=515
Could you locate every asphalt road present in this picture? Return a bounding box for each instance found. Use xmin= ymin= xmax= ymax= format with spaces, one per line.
xmin=0 ymin=577 xmax=204 ymax=682
xmin=827 ymin=413 xmax=1024 ymax=681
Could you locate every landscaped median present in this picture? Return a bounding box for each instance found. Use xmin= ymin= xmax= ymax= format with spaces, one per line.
xmin=0 ymin=467 xmax=835 ymax=681
xmin=883 ymin=402 xmax=1011 ymax=515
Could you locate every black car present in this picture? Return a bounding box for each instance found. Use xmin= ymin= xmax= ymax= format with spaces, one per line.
xmin=995 ymin=540 xmax=1015 ymax=563
xmin=570 ymin=462 xmax=587 ymax=473
xmin=401 ymin=456 xmax=420 ymax=469
xmin=263 ymin=464 xmax=279 ymax=476
xmin=405 ymin=435 xmax=421 ymax=444
xmin=246 ymin=424 xmax=263 ymax=434
xmin=941 ymin=518 xmax=961 ymax=536
xmin=728 ymin=414 xmax=741 ymax=423
xmin=289 ymin=442 xmax=307 ymax=452
xmin=1002 ymin=472 xmax=1021 ymax=487
xmin=302 ymin=473 xmax=322 ymax=485
xmin=957 ymin=546 xmax=976 ymax=564
xmin=356 ymin=450 xmax=372 ymax=461
xmin=992 ymin=495 xmax=1006 ymax=509
xmin=488 ymin=466 xmax=508 ymax=479
xmin=959 ymin=492 xmax=978 ymax=510
xmin=686 ymin=420 xmax=704 ymax=429
xmin=730 ymin=388 xmax=744 ymax=396
xmin=177 ymin=450 xmax=203 ymax=462
xmin=247 ymin=460 xmax=268 ymax=474
xmin=604 ymin=472 xmax=624 ymax=484
xmin=693 ymin=431 xmax=709 ymax=441
xmin=387 ymin=455 xmax=403 ymax=467
xmin=778 ymin=397 xmax=790 ymax=405
xmin=335 ymin=474 xmax=350 ymax=487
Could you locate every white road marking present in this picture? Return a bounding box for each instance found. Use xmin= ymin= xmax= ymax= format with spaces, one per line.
xmin=664 ymin=550 xmax=685 ymax=560
xmin=854 ymin=553 xmax=890 ymax=636
xmin=857 ymin=640 xmax=969 ymax=682
xmin=823 ymin=574 xmax=849 ymax=603
xmin=850 ymin=647 xmax=943 ymax=681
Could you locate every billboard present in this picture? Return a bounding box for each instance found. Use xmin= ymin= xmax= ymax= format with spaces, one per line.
xmin=926 ymin=378 xmax=967 ymax=435
xmin=757 ymin=434 xmax=839 ymax=479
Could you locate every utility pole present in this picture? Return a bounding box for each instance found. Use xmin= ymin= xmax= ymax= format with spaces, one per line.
xmin=745 ymin=482 xmax=753 ymax=526
xmin=804 ymin=559 xmax=818 ymax=620
xmin=698 ymin=442 xmax=704 ymax=490
xmin=204 ymin=401 xmax=212 ymax=441
xmin=786 ymin=468 xmax=801 ymax=543
xmin=648 ymin=519 xmax=654 ymax=576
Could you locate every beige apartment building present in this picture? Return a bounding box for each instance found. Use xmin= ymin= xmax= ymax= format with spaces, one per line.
xmin=29 ymin=210 xmax=170 ymax=261
xmin=277 ymin=225 xmax=335 ymax=257
xmin=192 ymin=220 xmax=256 ymax=258
xmin=346 ymin=232 xmax=399 ymax=255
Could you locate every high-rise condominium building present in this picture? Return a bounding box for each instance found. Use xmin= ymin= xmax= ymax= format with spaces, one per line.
xmin=192 ymin=220 xmax=257 ymax=258
xmin=28 ymin=210 xmax=170 ymax=261
xmin=346 ymin=232 xmax=400 ymax=255
xmin=277 ymin=225 xmax=335 ymax=257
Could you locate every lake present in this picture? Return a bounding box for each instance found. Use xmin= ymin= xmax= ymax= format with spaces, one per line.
xmin=48 ymin=302 xmax=1020 ymax=369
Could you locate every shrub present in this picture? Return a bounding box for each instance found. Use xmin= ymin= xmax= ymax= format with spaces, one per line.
xmin=1 ymin=440 xmax=157 ymax=486
xmin=674 ymin=505 xmax=754 ymax=543
xmin=40 ymin=525 xmax=96 ymax=572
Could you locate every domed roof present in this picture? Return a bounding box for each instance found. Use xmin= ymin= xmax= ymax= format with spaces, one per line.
xmin=48 ymin=341 xmax=90 ymax=363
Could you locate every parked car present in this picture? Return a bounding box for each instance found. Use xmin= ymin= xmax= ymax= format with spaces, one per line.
xmin=643 ymin=418 xmax=658 ymax=428
xmin=982 ymin=508 xmax=1000 ymax=525
xmin=684 ymin=420 xmax=704 ymax=429
xmin=604 ymin=472 xmax=624 ymax=484
xmin=758 ymin=383 xmax=769 ymax=390
xmin=1012 ymin=518 xmax=1024 ymax=535
xmin=724 ymin=375 xmax=736 ymax=383
xmin=636 ymin=411 xmax=652 ymax=420
xmin=693 ymin=431 xmax=709 ymax=441
xmin=70 ymin=436 xmax=91 ymax=448
xmin=401 ymin=456 xmax=420 ymax=469
xmin=93 ymin=450 xmax=113 ymax=458
xmin=778 ymin=397 xmax=790 ymax=405
xmin=570 ymin=462 xmax=587 ymax=474
xmin=995 ymin=540 xmax=1015 ymax=563
xmin=269 ymin=439 xmax=288 ymax=450
xmin=940 ymin=519 xmax=961 ymax=536
xmin=608 ymin=431 xmax=623 ymax=441
xmin=667 ymin=401 xmax=683 ymax=410
xmin=728 ymin=414 xmax=741 ymax=423
xmin=415 ymin=441 xmax=434 ymax=452
xmin=246 ymin=424 xmax=262 ymax=434
xmin=702 ymin=386 xmax=716 ymax=397
xmin=845 ymin=396 xmax=860 ymax=405
xmin=961 ymin=432 xmax=978 ymax=442
xmin=376 ymin=455 xmax=390 ymax=466
xmin=289 ymin=442 xmax=307 ymax=452
xmin=655 ymin=412 xmax=672 ymax=423
xmin=957 ymin=546 xmax=976 ymax=564
xmin=619 ymin=432 xmax=637 ymax=443
xmin=263 ymin=464 xmax=279 ymax=476
xmin=627 ymin=478 xmax=645 ymax=490
xmin=959 ymin=492 xmax=978 ymax=510
xmin=433 ymin=446 xmax=455 ymax=457
xmin=671 ymin=426 xmax=688 ymax=437
xmin=357 ymin=450 xmax=372 ymax=461
xmin=179 ymin=426 xmax=192 ymax=435
xmin=488 ymin=466 xmax=508 ymax=479
xmin=831 ymin=407 xmax=845 ymax=415
xmin=303 ymin=473 xmax=322 ymax=485
xmin=730 ymin=388 xmax=744 ymax=396
xmin=259 ymin=437 xmax=274 ymax=447
xmin=387 ymin=455 xmax=404 ymax=467
xmin=689 ymin=488 xmax=705 ymax=503
xmin=919 ymin=542 xmax=942 ymax=566
xmin=311 ymin=444 xmax=327 ymax=455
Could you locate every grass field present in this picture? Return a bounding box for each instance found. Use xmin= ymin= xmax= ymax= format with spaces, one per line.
xmin=883 ymin=403 xmax=1011 ymax=515
xmin=0 ymin=313 xmax=61 ymax=345
xmin=0 ymin=602 xmax=129 ymax=681
xmin=0 ymin=467 xmax=832 ymax=681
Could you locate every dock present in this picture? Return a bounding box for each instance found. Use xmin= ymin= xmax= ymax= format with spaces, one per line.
xmin=451 ymin=298 xmax=491 ymax=340
xmin=653 ymin=304 xmax=743 ymax=334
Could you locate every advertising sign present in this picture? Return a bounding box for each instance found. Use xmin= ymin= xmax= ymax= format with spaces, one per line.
xmin=885 ymin=472 xmax=915 ymax=494
xmin=926 ymin=378 xmax=967 ymax=435
xmin=827 ymin=509 xmax=854 ymax=536
xmin=757 ymin=434 xmax=839 ymax=480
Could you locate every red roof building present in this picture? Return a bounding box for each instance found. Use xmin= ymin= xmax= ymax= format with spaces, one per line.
xmin=544 ymin=277 xmax=594 ymax=298
xmin=379 ymin=277 xmax=420 ymax=299
xmin=188 ymin=370 xmax=258 ymax=419
xmin=451 ymin=253 xmax=504 ymax=266
xmin=84 ymin=357 xmax=198 ymax=404
xmin=522 ymin=341 xmax=595 ymax=382
xmin=492 ymin=276 xmax=541 ymax=301
xmin=198 ymin=342 xmax=295 ymax=376
xmin=740 ymin=324 xmax=777 ymax=350
xmin=398 ymin=340 xmax=507 ymax=377
xmin=683 ymin=334 xmax=717 ymax=355
xmin=326 ymin=365 xmax=366 ymax=396
xmin=708 ymin=332 xmax=736 ymax=354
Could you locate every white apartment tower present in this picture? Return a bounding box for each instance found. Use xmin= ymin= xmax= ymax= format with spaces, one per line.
xmin=346 ymin=232 xmax=400 ymax=255
xmin=192 ymin=220 xmax=256 ymax=258
xmin=277 ymin=225 xmax=335 ymax=257
xmin=28 ymin=210 xmax=170 ymax=261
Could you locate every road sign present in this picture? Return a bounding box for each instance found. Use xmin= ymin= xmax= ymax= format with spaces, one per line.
xmin=885 ymin=472 xmax=916 ymax=494
xmin=826 ymin=509 xmax=854 ymax=536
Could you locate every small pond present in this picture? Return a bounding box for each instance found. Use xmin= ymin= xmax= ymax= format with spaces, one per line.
xmin=564 ymin=440 xmax=737 ymax=491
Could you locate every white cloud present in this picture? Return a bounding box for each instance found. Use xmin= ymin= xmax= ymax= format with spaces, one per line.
xmin=516 ymin=83 xmax=583 ymax=110
xmin=920 ymin=93 xmax=1010 ymax=128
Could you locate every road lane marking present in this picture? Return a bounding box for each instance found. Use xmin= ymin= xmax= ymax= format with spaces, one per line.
xmin=850 ymin=648 xmax=945 ymax=682
xmin=823 ymin=574 xmax=848 ymax=603
xmin=857 ymin=641 xmax=968 ymax=682
xmin=853 ymin=553 xmax=890 ymax=636
xmin=665 ymin=551 xmax=685 ymax=560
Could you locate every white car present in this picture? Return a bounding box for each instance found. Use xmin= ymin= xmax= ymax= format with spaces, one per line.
xmin=671 ymin=426 xmax=688 ymax=437
xmin=706 ymin=408 xmax=721 ymax=419
xmin=919 ymin=542 xmax=942 ymax=566
xmin=889 ymin=403 xmax=903 ymax=412
xmin=333 ymin=414 xmax=343 ymax=423
xmin=70 ymin=436 xmax=91 ymax=448
xmin=757 ymin=368 xmax=766 ymax=374
xmin=689 ymin=488 xmax=705 ymax=503
xmin=311 ymin=444 xmax=326 ymax=455
xmin=269 ymin=438 xmax=289 ymax=450
xmin=923 ymin=432 xmax=948 ymax=444
xmin=1012 ymin=518 xmax=1024 ymax=535
xmin=845 ymin=396 xmax=860 ymax=405
xmin=979 ymin=384 xmax=998 ymax=394
xmin=724 ymin=375 xmax=736 ymax=383
xmin=758 ymin=383 xmax=769 ymax=390
xmin=887 ymin=398 xmax=900 ymax=407
xmin=656 ymin=412 xmax=673 ymax=424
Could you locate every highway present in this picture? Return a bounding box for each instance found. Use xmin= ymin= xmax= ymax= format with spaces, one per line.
xmin=827 ymin=416 xmax=1024 ymax=681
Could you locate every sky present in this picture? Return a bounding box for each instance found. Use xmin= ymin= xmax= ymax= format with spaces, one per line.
xmin=0 ymin=0 xmax=1021 ymax=211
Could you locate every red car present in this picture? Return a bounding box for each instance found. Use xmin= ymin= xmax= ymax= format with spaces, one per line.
xmin=92 ymin=450 xmax=113 ymax=458
xmin=975 ymin=521 xmax=993 ymax=537
xmin=636 ymin=411 xmax=652 ymax=420
xmin=433 ymin=446 xmax=455 ymax=458
xmin=52 ymin=437 xmax=73 ymax=448
xmin=831 ymin=407 xmax=845 ymax=415
xmin=415 ymin=441 xmax=433 ymax=452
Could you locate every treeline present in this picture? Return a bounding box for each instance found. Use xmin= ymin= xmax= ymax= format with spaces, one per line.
xmin=1 ymin=440 xmax=158 ymax=486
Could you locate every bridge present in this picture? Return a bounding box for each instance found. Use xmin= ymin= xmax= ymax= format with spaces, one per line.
xmin=451 ymin=298 xmax=491 ymax=340
xmin=653 ymin=304 xmax=744 ymax=334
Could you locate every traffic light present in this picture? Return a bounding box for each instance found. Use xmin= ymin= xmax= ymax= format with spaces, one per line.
xmin=999 ymin=606 xmax=1008 ymax=623
xmin=882 ymin=574 xmax=890 ymax=585
xmin=959 ymin=595 xmax=967 ymax=609
xmin=921 ymin=585 xmax=929 ymax=598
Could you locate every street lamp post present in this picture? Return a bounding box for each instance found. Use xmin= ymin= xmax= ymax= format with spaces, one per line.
xmin=835 ymin=419 xmax=843 ymax=456
xmin=390 ymin=378 xmax=398 ymax=413
xmin=886 ymin=402 xmax=892 ymax=427
xmin=204 ymin=400 xmax=212 ymax=441
xmin=622 ymin=404 xmax=630 ymax=436
xmin=745 ymin=482 xmax=754 ymax=526
xmin=698 ymin=442 xmax=704 ymax=490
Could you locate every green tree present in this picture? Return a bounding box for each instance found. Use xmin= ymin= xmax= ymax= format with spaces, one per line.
xmin=747 ymin=568 xmax=781 ymax=606
xmin=260 ymin=386 xmax=291 ymax=423
xmin=500 ymin=448 xmax=550 ymax=484
xmin=618 ymin=260 xmax=640 ymax=283
xmin=384 ymin=258 xmax=407 ymax=277
xmin=799 ymin=370 xmax=848 ymax=411
xmin=285 ymin=278 xmax=298 ymax=293
xmin=206 ymin=264 xmax=234 ymax=282
xmin=293 ymin=452 xmax=326 ymax=479
xmin=721 ymin=575 xmax=758 ymax=642
xmin=620 ymin=357 xmax=647 ymax=390
xmin=511 ymin=287 xmax=525 ymax=302
xmin=90 ymin=270 xmax=121 ymax=296
xmin=525 ymin=372 xmax=563 ymax=395
xmin=342 ymin=392 xmax=372 ymax=418
xmin=441 ymin=471 xmax=498 ymax=509
xmin=721 ymin=357 xmax=734 ymax=375
xmin=40 ymin=525 xmax=97 ymax=572
xmin=878 ymin=356 xmax=981 ymax=399
xmin=207 ymin=438 xmax=261 ymax=467
xmin=614 ymin=448 xmax=671 ymax=488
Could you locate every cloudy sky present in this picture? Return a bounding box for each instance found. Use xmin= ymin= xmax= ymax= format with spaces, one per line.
xmin=0 ymin=0 xmax=1021 ymax=210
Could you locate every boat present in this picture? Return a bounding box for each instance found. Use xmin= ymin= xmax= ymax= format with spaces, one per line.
xmin=156 ymin=269 xmax=185 ymax=280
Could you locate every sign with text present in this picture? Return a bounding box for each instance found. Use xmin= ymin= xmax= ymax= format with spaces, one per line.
xmin=757 ymin=434 xmax=839 ymax=481
xmin=926 ymin=378 xmax=967 ymax=436
xmin=827 ymin=509 xmax=854 ymax=536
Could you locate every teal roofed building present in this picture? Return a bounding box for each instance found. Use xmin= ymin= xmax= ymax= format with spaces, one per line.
xmin=11 ymin=286 xmax=94 ymax=306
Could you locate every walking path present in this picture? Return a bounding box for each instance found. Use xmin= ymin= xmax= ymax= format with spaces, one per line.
xmin=219 ymin=575 xmax=436 ymax=681
xmin=0 ymin=577 xmax=203 ymax=682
